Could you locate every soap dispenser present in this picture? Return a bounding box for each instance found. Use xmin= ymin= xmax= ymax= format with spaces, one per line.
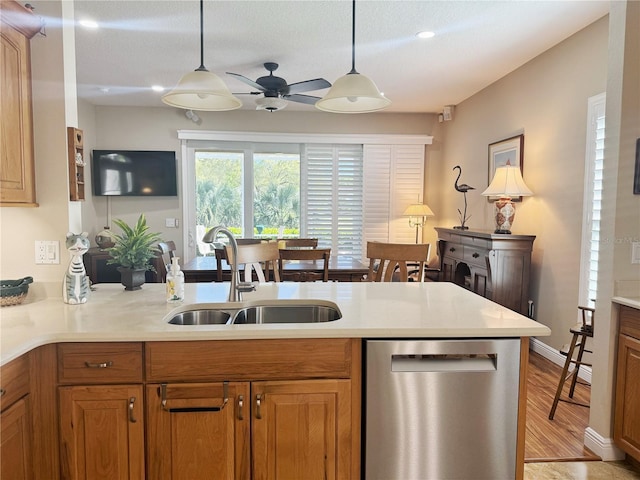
xmin=166 ymin=257 xmax=184 ymax=302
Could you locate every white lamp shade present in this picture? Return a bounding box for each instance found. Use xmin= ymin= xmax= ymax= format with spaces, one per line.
xmin=315 ymin=72 xmax=391 ymax=113
xmin=482 ymin=165 xmax=533 ymax=197
xmin=403 ymin=203 xmax=435 ymax=217
xmin=162 ymin=70 xmax=242 ymax=111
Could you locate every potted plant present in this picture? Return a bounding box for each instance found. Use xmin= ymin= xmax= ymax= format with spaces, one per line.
xmin=108 ymin=214 xmax=162 ymax=290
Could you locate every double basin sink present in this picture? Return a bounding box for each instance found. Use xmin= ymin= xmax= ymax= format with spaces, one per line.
xmin=167 ymin=299 xmax=342 ymax=326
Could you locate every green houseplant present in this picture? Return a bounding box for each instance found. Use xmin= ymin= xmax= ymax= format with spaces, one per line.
xmin=108 ymin=214 xmax=162 ymax=290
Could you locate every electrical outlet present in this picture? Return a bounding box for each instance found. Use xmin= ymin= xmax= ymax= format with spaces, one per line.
xmin=35 ymin=240 xmax=60 ymax=264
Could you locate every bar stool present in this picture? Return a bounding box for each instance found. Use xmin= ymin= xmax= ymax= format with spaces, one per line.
xmin=549 ymin=306 xmax=595 ymax=420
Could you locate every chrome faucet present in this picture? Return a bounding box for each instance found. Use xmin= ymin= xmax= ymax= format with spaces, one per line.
xmin=201 ymin=226 xmax=255 ymax=302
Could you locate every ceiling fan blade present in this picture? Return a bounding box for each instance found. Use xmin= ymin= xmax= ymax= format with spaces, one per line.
xmin=226 ymin=72 xmax=267 ymax=92
xmin=286 ymin=78 xmax=331 ymax=95
xmin=284 ymin=94 xmax=322 ymax=105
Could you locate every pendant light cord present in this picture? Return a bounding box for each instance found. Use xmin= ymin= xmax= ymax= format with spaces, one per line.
xmin=349 ymin=0 xmax=358 ymax=74
xmin=196 ymin=0 xmax=207 ymax=71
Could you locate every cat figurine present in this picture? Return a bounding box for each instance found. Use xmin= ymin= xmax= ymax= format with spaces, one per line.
xmin=63 ymin=232 xmax=91 ymax=304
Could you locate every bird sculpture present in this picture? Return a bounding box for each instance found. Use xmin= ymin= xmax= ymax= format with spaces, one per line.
xmin=453 ymin=165 xmax=474 ymax=229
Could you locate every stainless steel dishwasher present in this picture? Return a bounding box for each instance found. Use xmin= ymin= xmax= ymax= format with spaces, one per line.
xmin=364 ymin=339 xmax=521 ymax=480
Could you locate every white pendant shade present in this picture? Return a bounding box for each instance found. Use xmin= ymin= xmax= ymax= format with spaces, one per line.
xmin=315 ymin=72 xmax=391 ymax=113
xmin=482 ymin=164 xmax=533 ymax=197
xmin=162 ymin=69 xmax=242 ymax=111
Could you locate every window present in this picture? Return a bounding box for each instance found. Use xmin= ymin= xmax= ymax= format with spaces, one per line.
xmin=195 ymin=147 xmax=300 ymax=238
xmin=579 ymin=93 xmax=605 ymax=308
xmin=179 ymin=131 xmax=432 ymax=262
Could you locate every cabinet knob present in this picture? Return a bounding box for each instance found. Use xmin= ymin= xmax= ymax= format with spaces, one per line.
xmin=449 ymin=247 xmax=456 ymax=252
xmin=472 ymin=252 xmax=480 ymax=258
xmin=85 ymin=361 xmax=113 ymax=369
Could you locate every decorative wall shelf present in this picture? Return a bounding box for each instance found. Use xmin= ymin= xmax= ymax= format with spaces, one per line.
xmin=67 ymin=127 xmax=85 ymax=201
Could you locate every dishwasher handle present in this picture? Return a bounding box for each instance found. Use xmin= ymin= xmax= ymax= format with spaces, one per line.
xmin=391 ymin=353 xmax=497 ymax=372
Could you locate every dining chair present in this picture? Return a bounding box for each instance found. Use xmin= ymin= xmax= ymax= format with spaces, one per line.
xmin=365 ymin=242 xmax=431 ymax=282
xmin=279 ymin=248 xmax=331 ymax=282
xmin=226 ymin=241 xmax=281 ymax=283
xmin=549 ymin=305 xmax=595 ymax=420
xmin=214 ymin=238 xmax=264 ymax=282
xmin=157 ymin=241 xmax=177 ymax=282
xmin=195 ymin=225 xmax=216 ymax=256
xmin=277 ymin=238 xmax=319 ymax=249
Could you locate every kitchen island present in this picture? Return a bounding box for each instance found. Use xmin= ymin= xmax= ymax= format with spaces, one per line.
xmin=0 ymin=281 xmax=549 ymax=480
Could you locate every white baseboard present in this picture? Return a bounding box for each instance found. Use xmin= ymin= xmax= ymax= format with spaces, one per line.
xmin=584 ymin=427 xmax=625 ymax=461
xmin=529 ymin=337 xmax=592 ymax=384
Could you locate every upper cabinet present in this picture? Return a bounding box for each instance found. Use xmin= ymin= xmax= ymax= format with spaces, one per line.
xmin=0 ymin=0 xmax=42 ymax=207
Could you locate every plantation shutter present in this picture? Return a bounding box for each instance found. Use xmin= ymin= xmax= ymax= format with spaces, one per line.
xmin=363 ymin=144 xmax=425 ymax=248
xmin=301 ymin=144 xmax=364 ymax=256
xmin=579 ymin=93 xmax=605 ymax=308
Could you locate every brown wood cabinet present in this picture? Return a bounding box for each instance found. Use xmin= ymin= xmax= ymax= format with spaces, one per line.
xmin=145 ymin=339 xmax=360 ymax=480
xmin=57 ymin=343 xmax=145 ymax=480
xmin=0 ymin=0 xmax=42 ymax=206
xmin=614 ymin=305 xmax=640 ymax=462
xmin=435 ymin=228 xmax=535 ymax=315
xmin=51 ymin=339 xmax=360 ymax=479
xmin=0 ymin=353 xmax=33 ymax=480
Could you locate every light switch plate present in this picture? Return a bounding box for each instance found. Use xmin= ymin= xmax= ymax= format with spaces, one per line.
xmin=632 ymin=242 xmax=640 ymax=264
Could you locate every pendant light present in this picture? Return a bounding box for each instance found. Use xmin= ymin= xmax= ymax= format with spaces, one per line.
xmin=316 ymin=0 xmax=391 ymax=114
xmin=162 ymin=0 xmax=241 ymax=111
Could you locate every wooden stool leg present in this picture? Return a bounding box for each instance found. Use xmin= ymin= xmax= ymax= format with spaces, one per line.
xmin=549 ymin=332 xmax=580 ymax=420
xmin=568 ymin=334 xmax=588 ymax=398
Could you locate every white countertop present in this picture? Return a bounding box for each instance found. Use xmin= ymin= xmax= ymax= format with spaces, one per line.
xmin=613 ymin=296 xmax=640 ymax=310
xmin=0 ymin=281 xmax=550 ymax=365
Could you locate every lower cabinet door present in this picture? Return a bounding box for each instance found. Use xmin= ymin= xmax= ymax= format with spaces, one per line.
xmin=146 ymin=382 xmax=250 ymax=480
xmin=251 ymin=379 xmax=352 ymax=480
xmin=614 ymin=333 xmax=640 ymax=461
xmin=1 ymin=396 xmax=33 ymax=480
xmin=59 ymin=385 xmax=145 ymax=480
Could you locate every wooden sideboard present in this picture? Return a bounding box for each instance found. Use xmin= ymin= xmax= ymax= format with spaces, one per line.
xmin=83 ymin=248 xmax=163 ymax=284
xmin=435 ymin=228 xmax=535 ymax=315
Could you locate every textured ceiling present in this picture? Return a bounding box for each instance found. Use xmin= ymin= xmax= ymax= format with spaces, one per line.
xmin=70 ymin=0 xmax=609 ymax=113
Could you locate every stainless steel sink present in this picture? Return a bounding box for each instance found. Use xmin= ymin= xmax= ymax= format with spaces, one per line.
xmin=233 ymin=304 xmax=341 ymax=324
xmin=168 ymin=309 xmax=232 ymax=325
xmin=167 ymin=301 xmax=341 ymax=325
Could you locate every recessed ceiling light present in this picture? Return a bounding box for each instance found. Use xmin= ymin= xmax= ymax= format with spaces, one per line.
xmin=416 ymin=31 xmax=435 ymax=39
xmin=79 ymin=19 xmax=99 ymax=29
xmin=151 ymin=85 xmax=165 ymax=92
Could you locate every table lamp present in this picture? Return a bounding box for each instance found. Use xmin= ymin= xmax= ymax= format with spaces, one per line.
xmin=482 ymin=163 xmax=533 ymax=234
xmin=403 ymin=203 xmax=435 ymax=243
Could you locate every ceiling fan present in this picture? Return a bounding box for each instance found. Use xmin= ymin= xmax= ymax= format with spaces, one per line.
xmin=226 ymin=62 xmax=331 ymax=111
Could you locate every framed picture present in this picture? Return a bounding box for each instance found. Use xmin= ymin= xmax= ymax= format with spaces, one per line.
xmin=634 ymin=138 xmax=640 ymax=195
xmin=487 ymin=134 xmax=525 ymax=202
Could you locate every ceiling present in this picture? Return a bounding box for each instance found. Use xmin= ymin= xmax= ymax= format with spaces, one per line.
xmin=70 ymin=0 xmax=609 ymax=114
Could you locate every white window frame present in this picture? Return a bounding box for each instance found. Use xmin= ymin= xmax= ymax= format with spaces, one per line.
xmin=179 ymin=130 xmax=432 ymax=262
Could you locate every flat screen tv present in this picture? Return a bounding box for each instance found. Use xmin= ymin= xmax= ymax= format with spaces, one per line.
xmin=92 ymin=150 xmax=177 ymax=196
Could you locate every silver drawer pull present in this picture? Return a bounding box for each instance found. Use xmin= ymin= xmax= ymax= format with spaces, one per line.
xmin=85 ymin=361 xmax=113 ymax=369
xmin=238 ymin=395 xmax=244 ymax=420
xmin=255 ymin=393 xmax=263 ymax=419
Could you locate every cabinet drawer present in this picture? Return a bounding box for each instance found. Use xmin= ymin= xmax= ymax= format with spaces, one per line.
xmin=146 ymin=338 xmax=356 ymax=382
xmin=463 ymin=246 xmax=487 ymax=266
xmin=58 ymin=343 xmax=143 ymax=384
xmin=0 ymin=353 xmax=30 ymax=412
xmin=620 ymin=306 xmax=640 ymax=341
xmin=443 ymin=242 xmax=463 ymax=260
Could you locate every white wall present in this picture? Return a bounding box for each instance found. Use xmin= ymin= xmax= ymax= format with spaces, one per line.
xmin=427 ymin=16 xmax=610 ymax=351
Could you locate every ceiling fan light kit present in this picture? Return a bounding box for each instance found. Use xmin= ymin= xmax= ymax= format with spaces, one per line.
xmin=316 ymin=0 xmax=390 ymax=114
xmin=161 ymin=0 xmax=241 ymax=112
xmin=255 ymin=97 xmax=288 ymax=112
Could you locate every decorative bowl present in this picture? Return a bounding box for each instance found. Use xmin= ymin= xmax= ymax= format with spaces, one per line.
xmin=0 ymin=276 xmax=33 ymax=306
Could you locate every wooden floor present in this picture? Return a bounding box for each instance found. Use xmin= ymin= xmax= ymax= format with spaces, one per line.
xmin=525 ymin=351 xmax=601 ymax=462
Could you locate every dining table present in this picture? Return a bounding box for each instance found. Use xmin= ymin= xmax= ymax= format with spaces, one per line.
xmin=182 ymin=254 xmax=369 ymax=283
